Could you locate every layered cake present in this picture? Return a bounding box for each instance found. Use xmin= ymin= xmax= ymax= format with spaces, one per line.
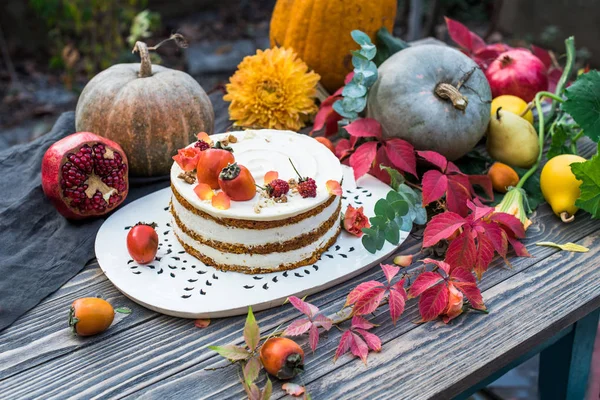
xmin=170 ymin=129 xmax=343 ymax=274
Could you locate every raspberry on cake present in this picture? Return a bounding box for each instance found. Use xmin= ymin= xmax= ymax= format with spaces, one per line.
xmin=170 ymin=129 xmax=343 ymax=274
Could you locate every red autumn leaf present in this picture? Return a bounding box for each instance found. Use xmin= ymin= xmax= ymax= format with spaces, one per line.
xmin=445 ymin=178 xmax=472 ymax=216
xmin=421 ymin=170 xmax=449 ymax=205
xmin=419 ymin=283 xmax=450 ymax=321
xmin=308 ymin=323 xmax=319 ymax=353
xmin=354 ymin=329 xmax=382 ymax=352
xmin=422 ymin=212 xmax=466 ymax=247
xmin=287 ymin=296 xmax=319 ymax=318
xmin=345 ymin=118 xmax=382 ymax=139
xmin=450 ymin=268 xmax=485 ymax=310
xmin=381 ymin=264 xmax=400 ymax=284
xmin=388 ymin=282 xmax=407 ymax=325
xmin=421 ymin=257 xmax=451 ymax=275
xmin=507 ymin=234 xmax=531 ymax=257
xmin=445 ymin=17 xmax=486 ymax=53
xmin=408 ymin=271 xmax=444 ymax=298
xmin=490 ymin=212 xmax=526 ymax=239
xmin=369 ymin=146 xmax=393 ymax=184
xmin=349 ymin=141 xmax=379 ymax=180
xmin=345 ymin=281 xmax=383 ymax=307
xmin=353 ymin=286 xmax=386 ymax=315
xmin=350 ymin=332 xmax=370 ymax=365
xmin=384 ymin=139 xmax=417 ymax=178
xmin=335 ymin=138 xmax=352 ymax=160
xmin=283 ymin=318 xmax=313 ymax=336
xmin=467 ymin=199 xmax=494 ymax=221
xmin=468 ymin=174 xmax=494 ymax=201
xmin=474 ymin=232 xmax=495 ymax=279
xmin=473 ymin=43 xmax=512 ymax=70
xmin=314 ymin=313 xmax=333 ymax=331
xmin=445 ymin=226 xmax=477 ymax=271
xmin=417 ymin=150 xmax=448 ymax=171
xmin=194 ymin=319 xmax=211 ymax=328
xmin=483 ymin=222 xmax=509 ymax=258
xmin=531 ymin=45 xmax=553 ymax=69
xmin=351 ymin=315 xmax=376 ymax=330
xmin=334 ymin=330 xmax=353 ymax=362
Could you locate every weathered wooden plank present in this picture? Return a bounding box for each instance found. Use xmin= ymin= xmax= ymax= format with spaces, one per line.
xmin=102 ymin=205 xmax=600 ymax=399
xmin=301 ymin=233 xmax=600 ymax=400
xmin=0 ymin=276 xmax=157 ymax=381
xmin=0 ymin=236 xmax=423 ymax=400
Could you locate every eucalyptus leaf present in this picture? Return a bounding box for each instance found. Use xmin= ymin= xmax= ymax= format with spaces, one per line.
xmin=352 ymin=55 xmax=370 ymax=70
xmin=359 ymin=42 xmax=377 ymax=60
xmin=362 ymin=234 xmax=377 ymax=254
xmin=384 ymin=220 xmax=400 ymax=245
xmin=413 ymin=205 xmax=428 ymax=225
xmin=342 ymin=96 xmax=367 ymax=113
xmin=369 ymin=215 xmax=388 ymax=228
xmin=374 ymin=198 xmax=395 ymax=220
xmin=386 ymin=190 xmax=403 ymax=204
xmin=374 ymin=229 xmax=386 ymax=250
xmin=351 ymin=30 xmax=372 ymax=46
xmin=342 ymin=82 xmax=367 ymax=98
xmin=381 ymin=165 xmax=405 ymax=190
xmin=332 ymin=100 xmax=358 ymax=119
xmin=390 ymin=199 xmax=409 ymax=216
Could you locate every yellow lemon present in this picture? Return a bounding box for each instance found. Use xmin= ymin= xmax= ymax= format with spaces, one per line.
xmin=540 ymin=154 xmax=586 ymax=222
xmin=491 ymin=95 xmax=534 ymax=125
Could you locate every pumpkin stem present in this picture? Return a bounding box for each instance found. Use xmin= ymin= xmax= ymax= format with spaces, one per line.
xmin=435 ymin=83 xmax=468 ymax=111
xmin=560 ymin=211 xmax=575 ymax=223
xmin=132 ymin=34 xmax=189 ymax=78
xmin=496 ymin=106 xmax=503 ymax=120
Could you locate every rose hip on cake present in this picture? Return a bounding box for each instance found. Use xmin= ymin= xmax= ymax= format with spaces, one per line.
xmin=289 ymin=158 xmax=317 ymax=198
xmin=196 ymin=147 xmax=235 ymax=189
xmin=256 ymin=178 xmax=290 ymax=198
xmin=41 ymin=131 xmax=129 ymax=219
xmin=218 ymin=162 xmax=256 ymax=201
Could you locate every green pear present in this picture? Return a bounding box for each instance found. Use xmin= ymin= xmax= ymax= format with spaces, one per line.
xmin=486 ymin=108 xmax=539 ymax=168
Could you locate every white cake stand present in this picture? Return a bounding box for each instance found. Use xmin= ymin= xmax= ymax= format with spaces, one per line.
xmin=95 ymin=167 xmax=409 ymax=318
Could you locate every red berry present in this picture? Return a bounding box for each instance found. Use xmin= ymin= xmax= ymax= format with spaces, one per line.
xmin=194 ymin=140 xmax=210 ymax=151
xmin=267 ymin=179 xmax=290 ymax=198
xmin=298 ymin=178 xmax=317 ymax=198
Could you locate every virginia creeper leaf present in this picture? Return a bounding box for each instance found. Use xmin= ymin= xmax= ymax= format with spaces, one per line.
xmin=261 ymin=378 xmax=273 ymax=400
xmin=243 ymin=356 xmax=262 ymax=386
xmin=344 ymin=117 xmax=382 ymax=139
xmin=444 ymin=17 xmax=486 ymax=53
xmin=419 ymin=284 xmax=450 ymax=321
xmin=384 ymin=139 xmax=417 ymax=177
xmin=287 ymin=296 xmax=319 ymax=318
xmin=282 ymin=383 xmax=306 ymax=397
xmin=314 ymin=313 xmax=334 ymax=331
xmin=422 ymin=212 xmax=466 ymax=247
xmin=381 ymin=264 xmax=400 ymax=284
xmin=345 ymin=281 xmax=383 ymax=307
xmin=334 ymin=330 xmax=353 ymax=362
xmin=408 ymin=272 xmax=444 ymax=298
xmin=244 ymin=307 xmax=260 ymax=351
xmin=421 ymin=170 xmax=449 ymax=205
xmin=353 ymin=286 xmax=386 ymax=315
xmin=350 ymin=332 xmax=370 ymax=365
xmin=351 ymin=315 xmax=376 ymax=330
xmin=308 ymin=323 xmax=319 ymax=353
xmin=388 ymin=284 xmax=407 ymax=325
xmin=418 ymin=150 xmax=448 ymax=171
xmin=421 ymin=257 xmax=451 ymax=274
xmin=349 ymin=141 xmax=379 ymax=180
xmin=474 ymin=232 xmax=495 ymax=279
xmin=445 ymin=227 xmax=477 ymax=271
xmin=445 ymin=178 xmax=472 ymax=216
xmin=451 ymin=268 xmax=485 ymax=310
xmin=354 ymin=329 xmax=382 ymax=352
xmin=283 ymin=318 xmax=312 ymax=336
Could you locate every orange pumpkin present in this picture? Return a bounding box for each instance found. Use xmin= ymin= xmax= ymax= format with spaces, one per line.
xmin=269 ymin=0 xmax=397 ymax=92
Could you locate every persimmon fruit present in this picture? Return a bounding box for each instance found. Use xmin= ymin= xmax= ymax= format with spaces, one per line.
xmin=259 ymin=337 xmax=304 ymax=379
xmin=69 ymin=297 xmax=114 ymax=336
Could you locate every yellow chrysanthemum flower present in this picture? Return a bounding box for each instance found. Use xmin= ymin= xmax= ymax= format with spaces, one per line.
xmin=224 ymin=47 xmax=320 ymax=131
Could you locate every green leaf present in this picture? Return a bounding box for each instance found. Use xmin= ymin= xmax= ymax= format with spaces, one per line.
xmin=261 ymin=378 xmax=273 ymax=400
xmin=397 ymin=184 xmax=419 ymax=205
xmin=386 ymin=190 xmax=403 ymax=204
xmin=548 ymin=124 xmax=575 ymax=159
xmin=352 ymin=55 xmax=370 ymax=70
xmin=384 ymin=220 xmax=400 ymax=245
xmin=374 ymin=198 xmax=395 ymax=220
xmin=351 ymin=30 xmax=372 ymax=46
xmin=332 ymin=100 xmax=358 ymax=119
xmin=536 ymin=242 xmax=590 ymax=252
xmin=570 ymin=145 xmax=600 ymax=218
xmin=244 ymin=307 xmax=260 ymax=351
xmin=390 ymin=199 xmax=409 ymax=217
xmin=208 ymin=344 xmax=251 ymax=361
xmin=452 ymin=150 xmax=492 ymax=176
xmin=362 ymin=233 xmax=377 ymax=254
xmin=341 ymin=96 xmax=367 ymax=113
xmin=369 ymin=215 xmax=388 ymax=228
xmin=114 ymin=307 xmax=132 ymax=314
xmin=373 ymin=26 xmax=410 ymax=66
xmin=243 ymin=356 xmax=262 ymax=387
xmin=412 ymin=204 xmax=428 ymax=225
xmin=374 ymin=228 xmax=386 ymax=250
xmin=563 ymin=70 xmax=600 ymax=142
xmin=381 ymin=165 xmax=405 ymax=190
xmin=342 ymin=82 xmax=367 ymax=98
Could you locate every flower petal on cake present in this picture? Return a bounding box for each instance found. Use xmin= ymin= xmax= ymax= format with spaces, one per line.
xmin=212 ymin=192 xmax=231 ymax=210
xmin=197 ymin=131 xmax=212 ymax=144
xmin=264 ymin=171 xmax=279 ymax=185
xmin=194 ymin=183 xmax=214 ymax=201
xmin=173 ymin=147 xmax=201 ymax=171
xmin=326 ymin=180 xmax=342 ymax=196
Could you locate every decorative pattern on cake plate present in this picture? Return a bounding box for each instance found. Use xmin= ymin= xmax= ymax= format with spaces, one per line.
xmin=95 ymin=169 xmax=409 ymax=318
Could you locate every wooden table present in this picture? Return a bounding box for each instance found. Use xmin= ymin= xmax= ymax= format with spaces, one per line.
xmin=1 ymin=137 xmax=598 ymax=399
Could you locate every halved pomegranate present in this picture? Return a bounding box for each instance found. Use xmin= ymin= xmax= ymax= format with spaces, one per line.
xmin=42 ymin=132 xmax=129 ymax=219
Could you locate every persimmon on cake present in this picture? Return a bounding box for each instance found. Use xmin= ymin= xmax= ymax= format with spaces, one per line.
xmin=170 ymin=129 xmax=343 ymax=274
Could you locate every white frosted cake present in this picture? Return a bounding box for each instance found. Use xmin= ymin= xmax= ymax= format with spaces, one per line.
xmin=170 ymin=129 xmax=343 ymax=274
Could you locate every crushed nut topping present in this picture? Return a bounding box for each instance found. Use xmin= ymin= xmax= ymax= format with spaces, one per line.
xmin=274 ymin=195 xmax=288 ymax=203
xmin=178 ymin=170 xmax=196 ymax=184
xmin=228 ymin=135 xmax=238 ymax=143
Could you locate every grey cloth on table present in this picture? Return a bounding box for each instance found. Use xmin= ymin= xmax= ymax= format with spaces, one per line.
xmin=0 ymin=112 xmax=170 ymax=331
